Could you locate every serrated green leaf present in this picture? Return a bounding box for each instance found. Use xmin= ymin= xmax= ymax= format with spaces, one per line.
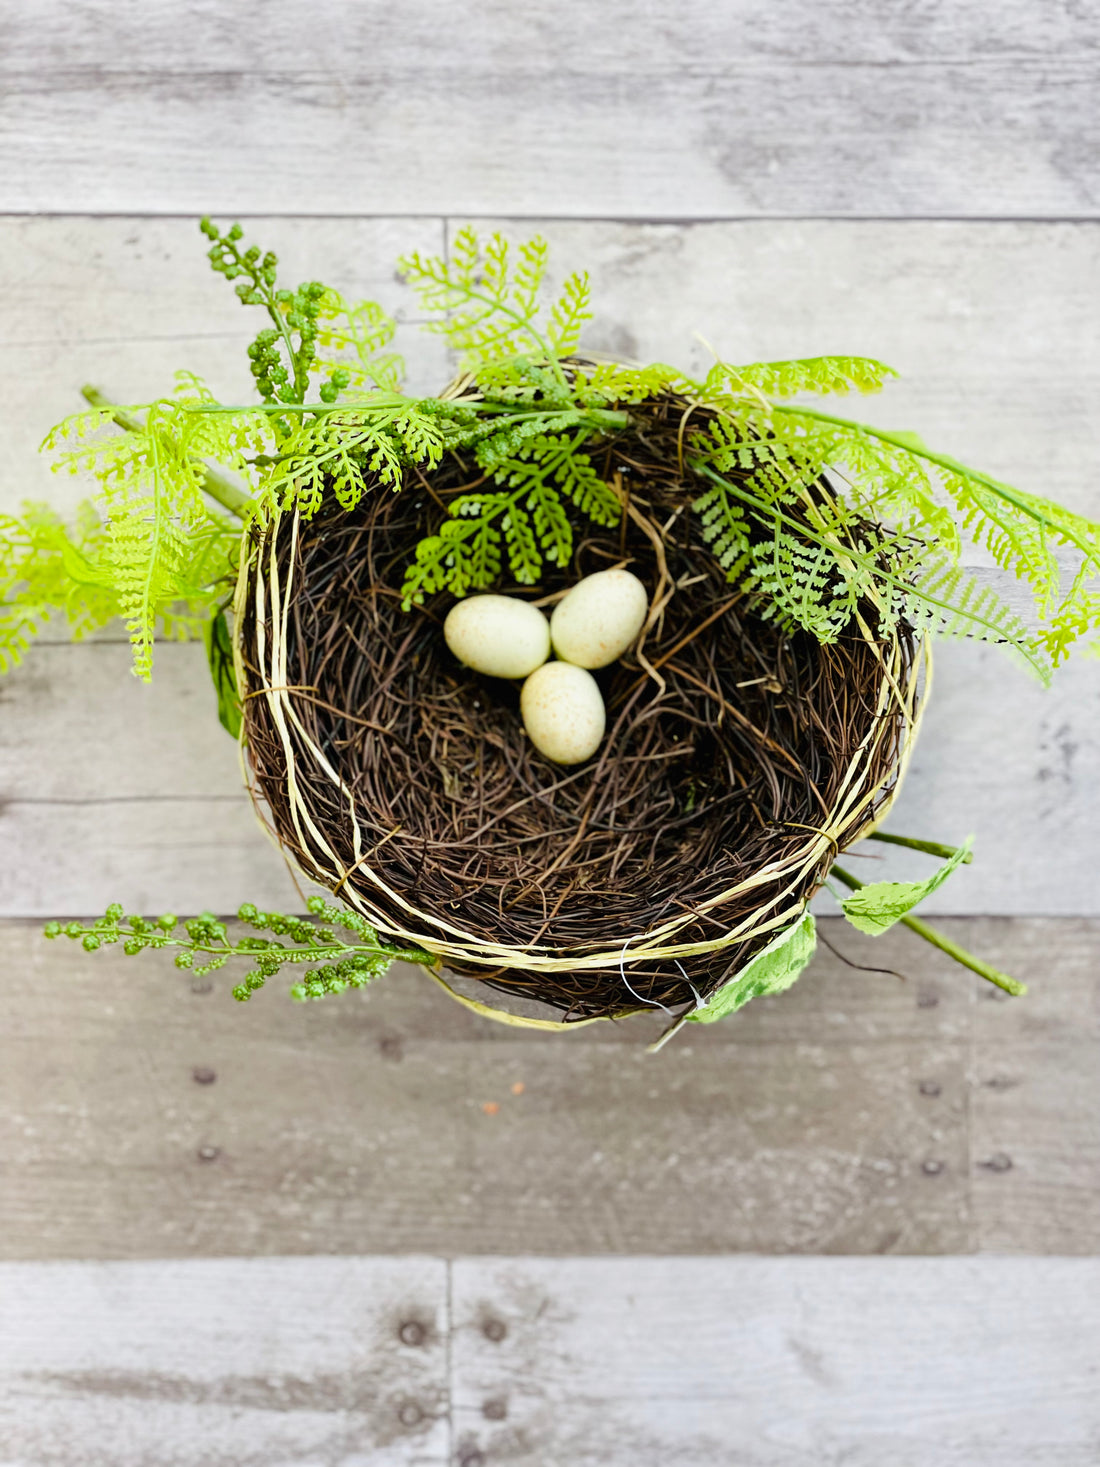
xmin=202 ymin=609 xmax=242 ymax=739
xmin=687 ymin=910 xmax=816 ymax=1024
xmin=840 ymin=836 xmax=974 ymax=935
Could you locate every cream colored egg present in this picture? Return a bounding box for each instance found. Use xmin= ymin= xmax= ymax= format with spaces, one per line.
xmin=521 ymin=662 xmax=606 ymax=765
xmin=444 ymin=595 xmax=551 ymax=679
xmin=550 ymin=569 xmax=649 ymax=669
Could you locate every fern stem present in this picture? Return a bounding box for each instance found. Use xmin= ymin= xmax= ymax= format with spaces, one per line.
xmin=830 ymin=864 xmax=1026 ymax=996
xmin=186 ymin=399 xmax=632 ymax=432
xmin=867 ymin=831 xmax=974 ymax=863
xmin=80 ymin=386 xmax=255 ymax=521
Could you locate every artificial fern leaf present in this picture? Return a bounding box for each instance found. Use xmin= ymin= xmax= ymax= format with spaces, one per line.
xmin=397 ymin=229 xmax=574 ymax=396
xmin=41 ymin=389 xmax=256 ymax=678
xmin=547 ymin=271 xmax=594 ymax=357
xmin=313 ymin=289 xmax=404 ymax=392
xmin=0 ymin=502 xmax=119 ymax=672
xmin=492 ymin=433 xmax=622 ymax=530
xmin=400 ymin=432 xmax=623 ymax=604
xmin=571 ymin=359 xmax=692 ymax=407
xmin=705 ymin=356 xmax=899 ymax=400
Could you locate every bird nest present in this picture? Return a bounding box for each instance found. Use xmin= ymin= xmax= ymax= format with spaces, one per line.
xmin=235 ymin=384 xmax=926 ymax=1022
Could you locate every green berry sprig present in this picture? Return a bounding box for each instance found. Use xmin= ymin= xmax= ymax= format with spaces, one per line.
xmin=200 ymin=217 xmax=347 ymax=406
xmin=44 ymin=898 xmax=434 ymax=1003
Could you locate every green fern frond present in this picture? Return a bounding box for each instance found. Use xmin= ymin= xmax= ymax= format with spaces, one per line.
xmin=547 ymin=271 xmax=594 ymax=356
xmin=313 ymin=289 xmax=404 ymax=392
xmin=398 ymin=228 xmax=596 ymax=402
xmin=571 ymin=359 xmax=693 ymax=407
xmin=0 ymin=503 xmax=119 ymax=671
xmin=401 ymin=431 xmax=623 ymax=605
xmin=704 ymin=355 xmax=898 ymax=400
xmin=41 ymin=392 xmax=256 ymax=678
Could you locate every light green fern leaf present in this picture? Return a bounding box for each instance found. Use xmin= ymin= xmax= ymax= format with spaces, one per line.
xmin=41 ymin=389 xmax=257 ymax=678
xmin=703 ymin=356 xmax=898 ymax=401
xmin=571 ymin=359 xmax=693 ymax=407
xmin=313 ymin=289 xmax=404 ymax=392
xmin=0 ymin=503 xmax=119 ymax=671
xmin=547 ymin=272 xmax=593 ymax=356
xmin=492 ymin=433 xmax=622 ymax=529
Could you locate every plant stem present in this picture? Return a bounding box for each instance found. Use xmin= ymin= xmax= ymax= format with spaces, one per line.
xmin=186 ymin=398 xmax=633 ymax=433
xmin=830 ymin=865 xmax=1026 ymax=996
xmin=81 ymin=385 xmax=255 ymax=521
xmin=867 ymin=831 xmax=974 ymax=863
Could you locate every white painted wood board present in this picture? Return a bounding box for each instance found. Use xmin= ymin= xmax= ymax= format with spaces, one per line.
xmin=1 ymin=1256 xmax=1098 ymax=1466
xmin=2 ymin=1 xmax=1098 ymax=218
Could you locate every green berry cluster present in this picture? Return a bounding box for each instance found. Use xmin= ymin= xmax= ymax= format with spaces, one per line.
xmin=45 ymin=898 xmax=433 ymax=1005
xmin=199 ymin=217 xmax=348 ymax=406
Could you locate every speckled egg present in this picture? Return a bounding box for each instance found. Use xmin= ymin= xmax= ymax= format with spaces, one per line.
xmin=520 ymin=661 xmax=607 ymax=765
xmin=443 ymin=595 xmax=551 ymax=680
xmin=550 ymin=569 xmax=649 ymax=669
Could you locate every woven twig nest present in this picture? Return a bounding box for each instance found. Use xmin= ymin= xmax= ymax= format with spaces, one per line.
xmin=236 ymin=375 xmax=926 ymax=1022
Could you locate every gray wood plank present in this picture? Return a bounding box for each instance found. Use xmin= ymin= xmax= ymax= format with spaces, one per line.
xmin=6 ymin=218 xmax=1098 ymax=517
xmin=0 ymin=1256 xmax=450 ymax=1466
xmin=451 ymin=1256 xmax=1100 ymax=1467
xmin=968 ymin=917 xmax=1100 ymax=1255
xmin=4 ymin=1255 xmax=1098 ymax=1466
xmin=2 ymin=916 xmax=1094 ymax=1259
xmin=461 ymin=218 xmax=1100 ymax=517
xmin=1 ymin=2 xmax=1098 ymax=217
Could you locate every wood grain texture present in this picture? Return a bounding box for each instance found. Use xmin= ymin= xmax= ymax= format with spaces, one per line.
xmin=3 ymin=1255 xmax=1098 ymax=1466
xmin=0 ymin=1257 xmax=450 ymax=1466
xmin=451 ymin=1256 xmax=1100 ymax=1467
xmin=3 ymin=917 xmax=1096 ymax=1259
xmin=1 ymin=1 xmax=1098 ymax=217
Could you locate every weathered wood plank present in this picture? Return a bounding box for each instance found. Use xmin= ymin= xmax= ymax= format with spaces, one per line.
xmin=460 ymin=218 xmax=1100 ymax=517
xmin=2 ymin=916 xmax=1093 ymax=1259
xmin=4 ymin=219 xmax=1099 ymax=517
xmin=1 ymin=2 xmax=1098 ymax=217
xmin=0 ymin=1257 xmax=450 ymax=1466
xmin=968 ymin=917 xmax=1100 ymax=1255
xmin=3 ymin=1255 xmax=1098 ymax=1466
xmin=451 ymin=1256 xmax=1100 ymax=1467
